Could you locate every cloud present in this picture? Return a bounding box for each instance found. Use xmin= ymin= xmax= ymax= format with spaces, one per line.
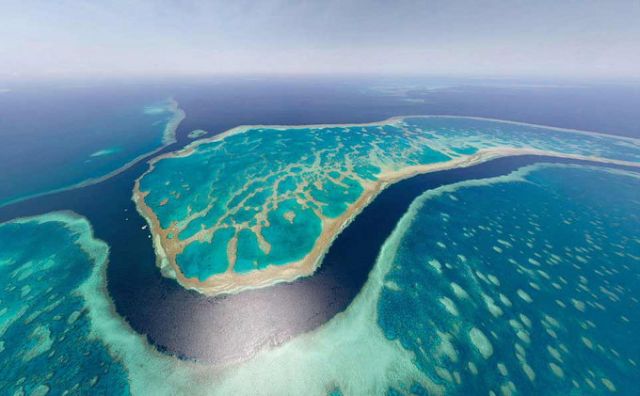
xmin=1 ymin=0 xmax=639 ymax=78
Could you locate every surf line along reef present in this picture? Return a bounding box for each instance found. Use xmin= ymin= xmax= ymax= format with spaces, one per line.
xmin=133 ymin=116 xmax=640 ymax=296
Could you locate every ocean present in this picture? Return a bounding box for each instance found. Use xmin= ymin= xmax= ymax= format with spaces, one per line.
xmin=0 ymin=76 xmax=639 ymax=394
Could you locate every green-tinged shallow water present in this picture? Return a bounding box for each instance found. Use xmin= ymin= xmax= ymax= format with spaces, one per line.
xmin=378 ymin=164 xmax=640 ymax=395
xmin=138 ymin=117 xmax=640 ymax=284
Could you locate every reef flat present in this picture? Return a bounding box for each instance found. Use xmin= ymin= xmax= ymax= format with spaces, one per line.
xmin=134 ymin=116 xmax=640 ymax=296
xmin=0 ymin=212 xmax=129 ymax=394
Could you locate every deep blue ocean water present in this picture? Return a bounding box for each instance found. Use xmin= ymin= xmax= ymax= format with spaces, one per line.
xmin=2 ymin=77 xmax=637 ymax=208
xmin=0 ymin=77 xmax=639 ymax=393
xmin=0 ymin=82 xmax=178 ymax=206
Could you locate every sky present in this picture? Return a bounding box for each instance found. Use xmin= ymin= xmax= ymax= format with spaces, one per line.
xmin=1 ymin=0 xmax=639 ymax=79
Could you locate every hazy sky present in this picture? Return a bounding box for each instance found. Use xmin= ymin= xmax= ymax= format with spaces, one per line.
xmin=1 ymin=0 xmax=639 ymax=79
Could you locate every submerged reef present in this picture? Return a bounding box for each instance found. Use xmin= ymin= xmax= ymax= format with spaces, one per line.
xmin=377 ymin=164 xmax=640 ymax=394
xmin=0 ymin=213 xmax=129 ymax=395
xmin=2 ymin=164 xmax=638 ymax=395
xmin=96 ymin=164 xmax=640 ymax=394
xmin=0 ymin=213 xmax=424 ymax=395
xmin=187 ymin=129 xmax=208 ymax=139
xmin=134 ymin=116 xmax=640 ymax=295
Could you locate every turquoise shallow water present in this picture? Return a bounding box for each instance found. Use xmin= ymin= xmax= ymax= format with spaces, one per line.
xmin=138 ymin=117 xmax=640 ymax=285
xmin=139 ymin=122 xmax=449 ymax=281
xmin=0 ymin=213 xmax=129 ymax=395
xmin=1 ymin=164 xmax=638 ymax=395
xmin=378 ymin=164 xmax=640 ymax=395
xmin=2 ymin=81 xmax=640 ymax=394
xmin=403 ymin=117 xmax=640 ymax=162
